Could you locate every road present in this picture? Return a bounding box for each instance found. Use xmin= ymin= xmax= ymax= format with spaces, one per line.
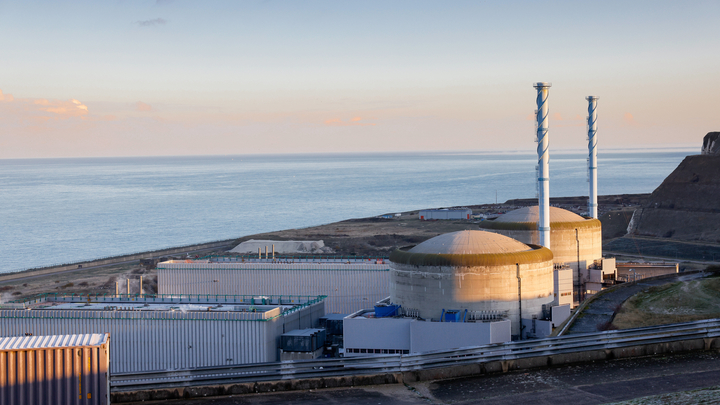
xmin=565 ymin=272 xmax=706 ymax=334
xmin=123 ymin=350 xmax=720 ymax=404
xmin=0 ymin=244 xmax=234 ymax=285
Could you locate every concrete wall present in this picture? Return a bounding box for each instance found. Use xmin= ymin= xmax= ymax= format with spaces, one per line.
xmin=343 ymin=316 xmax=412 ymax=356
xmin=410 ymin=320 xmax=511 ymax=352
xmin=343 ymin=316 xmax=511 ymax=357
xmin=390 ymin=261 xmax=554 ymax=336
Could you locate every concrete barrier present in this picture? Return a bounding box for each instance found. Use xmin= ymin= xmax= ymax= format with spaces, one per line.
xmin=110 ymin=333 xmax=720 ymax=403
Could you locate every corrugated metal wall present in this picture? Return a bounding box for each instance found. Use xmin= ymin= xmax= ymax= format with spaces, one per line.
xmin=158 ymin=263 xmax=390 ymax=314
xmin=0 ymin=334 xmax=110 ymax=405
xmin=0 ymin=310 xmax=279 ymax=374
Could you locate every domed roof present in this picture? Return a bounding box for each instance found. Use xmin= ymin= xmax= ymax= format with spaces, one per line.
xmin=495 ymin=206 xmax=584 ymax=223
xmin=408 ymin=230 xmax=532 ymax=255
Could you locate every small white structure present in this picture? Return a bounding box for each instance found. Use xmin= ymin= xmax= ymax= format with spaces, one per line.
xmin=343 ymin=308 xmax=511 ymax=357
xmin=418 ymin=208 xmax=472 ymax=220
xmin=230 ymin=239 xmax=331 ymax=255
xmin=554 ymin=265 xmax=574 ymax=307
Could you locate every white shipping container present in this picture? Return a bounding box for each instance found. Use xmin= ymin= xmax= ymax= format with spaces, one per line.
xmin=0 ymin=334 xmax=110 ymax=405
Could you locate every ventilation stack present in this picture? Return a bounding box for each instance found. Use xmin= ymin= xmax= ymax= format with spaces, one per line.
xmin=534 ymin=82 xmax=552 ymax=249
xmin=586 ymin=96 xmax=599 ymax=219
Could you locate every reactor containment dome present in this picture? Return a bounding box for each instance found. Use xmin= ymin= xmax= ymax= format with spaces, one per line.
xmin=389 ymin=230 xmax=554 ymax=336
xmin=479 ymin=206 xmax=602 ymax=301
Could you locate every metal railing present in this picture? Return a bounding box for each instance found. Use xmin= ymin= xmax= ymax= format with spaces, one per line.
xmin=110 ymin=318 xmax=720 ymax=392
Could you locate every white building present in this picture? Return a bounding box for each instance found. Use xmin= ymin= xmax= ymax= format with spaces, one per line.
xmin=158 ymin=258 xmax=390 ymax=314
xmin=0 ymin=293 xmax=325 ymax=373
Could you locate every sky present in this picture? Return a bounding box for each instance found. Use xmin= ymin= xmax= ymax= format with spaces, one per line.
xmin=0 ymin=0 xmax=718 ymax=158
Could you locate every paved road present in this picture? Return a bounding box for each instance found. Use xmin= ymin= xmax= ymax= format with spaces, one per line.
xmin=124 ymin=350 xmax=720 ymax=404
xmin=566 ymin=272 xmax=706 ymax=334
xmin=0 ymin=244 xmax=234 ymax=285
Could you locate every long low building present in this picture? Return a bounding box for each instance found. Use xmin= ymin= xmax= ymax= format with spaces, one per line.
xmin=158 ymin=258 xmax=390 ymax=314
xmin=0 ymin=293 xmax=325 ymax=374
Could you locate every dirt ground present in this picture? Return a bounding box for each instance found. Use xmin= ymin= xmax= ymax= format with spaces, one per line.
xmin=612 ymin=274 xmax=720 ymax=329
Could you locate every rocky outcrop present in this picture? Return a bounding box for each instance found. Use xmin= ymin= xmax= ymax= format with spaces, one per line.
xmin=701 ymin=132 xmax=720 ymax=155
xmin=628 ymin=149 xmax=720 ymax=242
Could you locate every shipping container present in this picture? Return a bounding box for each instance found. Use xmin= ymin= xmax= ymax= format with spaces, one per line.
xmin=0 ymin=334 xmax=110 ymax=405
xmin=318 ymin=314 xmax=347 ymax=336
xmin=157 ymin=262 xmax=390 ymax=314
xmin=280 ymin=329 xmax=326 ymax=352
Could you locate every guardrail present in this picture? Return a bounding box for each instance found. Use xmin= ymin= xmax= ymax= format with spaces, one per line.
xmin=111 ymin=318 xmax=720 ymax=392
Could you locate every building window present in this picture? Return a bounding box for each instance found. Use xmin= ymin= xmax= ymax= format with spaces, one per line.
xmin=360 ymin=349 xmax=367 ymax=353
xmin=374 ymin=349 xmax=381 ymax=354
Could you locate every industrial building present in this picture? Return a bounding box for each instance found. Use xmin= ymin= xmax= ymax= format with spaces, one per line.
xmin=480 ymin=206 xmax=614 ymax=303
xmin=0 ymin=333 xmax=110 ymax=405
xmin=157 ymin=257 xmax=389 ymax=314
xmin=0 ymin=293 xmax=325 ymax=373
xmin=419 ymin=208 xmax=472 ymax=220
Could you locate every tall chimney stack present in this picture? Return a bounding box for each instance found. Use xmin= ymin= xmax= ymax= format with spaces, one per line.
xmin=586 ymin=96 xmax=599 ymax=219
xmin=534 ymin=82 xmax=552 ymax=249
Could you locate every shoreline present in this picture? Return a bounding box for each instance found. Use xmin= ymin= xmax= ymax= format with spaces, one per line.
xmin=1 ymin=193 xmax=647 ymax=284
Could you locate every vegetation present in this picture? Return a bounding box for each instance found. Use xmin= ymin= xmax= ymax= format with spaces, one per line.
xmin=613 ymin=275 xmax=720 ymax=329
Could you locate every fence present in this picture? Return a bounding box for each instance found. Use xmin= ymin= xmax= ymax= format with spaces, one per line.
xmin=111 ymin=317 xmax=720 ymax=392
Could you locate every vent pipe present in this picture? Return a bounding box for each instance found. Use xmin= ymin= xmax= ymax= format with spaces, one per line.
xmin=586 ymin=96 xmax=599 ymax=219
xmin=534 ymin=82 xmax=552 ymax=249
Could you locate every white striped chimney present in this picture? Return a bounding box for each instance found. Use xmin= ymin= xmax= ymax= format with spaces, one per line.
xmin=586 ymin=96 xmax=599 ymax=219
xmin=534 ymin=82 xmax=552 ymax=249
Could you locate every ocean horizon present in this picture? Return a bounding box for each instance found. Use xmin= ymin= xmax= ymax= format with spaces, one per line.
xmin=0 ymin=147 xmax=698 ymax=273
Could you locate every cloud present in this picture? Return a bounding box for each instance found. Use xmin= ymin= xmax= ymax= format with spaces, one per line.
xmin=0 ymin=89 xmax=89 ymax=120
xmin=0 ymin=90 xmax=14 ymax=102
xmin=136 ymin=18 xmax=167 ymax=27
xmin=324 ymin=117 xmax=376 ymax=127
xmin=136 ymin=102 xmax=153 ymax=112
xmin=623 ymin=112 xmax=637 ymax=126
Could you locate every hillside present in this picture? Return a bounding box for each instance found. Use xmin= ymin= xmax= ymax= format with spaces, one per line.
xmin=628 ymin=138 xmax=720 ymax=243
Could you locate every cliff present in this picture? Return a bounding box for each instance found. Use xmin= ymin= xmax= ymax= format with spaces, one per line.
xmin=628 ymin=149 xmax=720 ymax=242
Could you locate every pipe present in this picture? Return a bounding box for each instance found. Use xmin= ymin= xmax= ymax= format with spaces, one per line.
xmin=534 ymin=82 xmax=552 ymax=249
xmin=586 ymin=96 xmax=599 ymax=219
xmin=517 ymin=263 xmax=523 ymax=339
xmin=576 ymin=228 xmax=582 ymax=303
xmin=258 ymin=247 xmax=261 ymax=259
xmin=140 ymin=276 xmax=143 ymax=295
xmin=272 ymin=244 xmax=275 ymax=259
xmin=127 ymin=278 xmax=130 ymax=295
xmin=115 ymin=282 xmax=118 ymax=297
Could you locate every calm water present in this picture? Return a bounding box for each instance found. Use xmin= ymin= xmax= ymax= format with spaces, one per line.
xmin=0 ymin=149 xmax=695 ymax=273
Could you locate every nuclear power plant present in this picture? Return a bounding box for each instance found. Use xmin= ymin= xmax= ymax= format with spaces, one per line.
xmin=1 ymin=83 xmax=623 ymax=397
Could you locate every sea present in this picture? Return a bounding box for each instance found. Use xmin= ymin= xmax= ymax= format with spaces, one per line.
xmin=0 ymin=148 xmax=697 ymax=273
